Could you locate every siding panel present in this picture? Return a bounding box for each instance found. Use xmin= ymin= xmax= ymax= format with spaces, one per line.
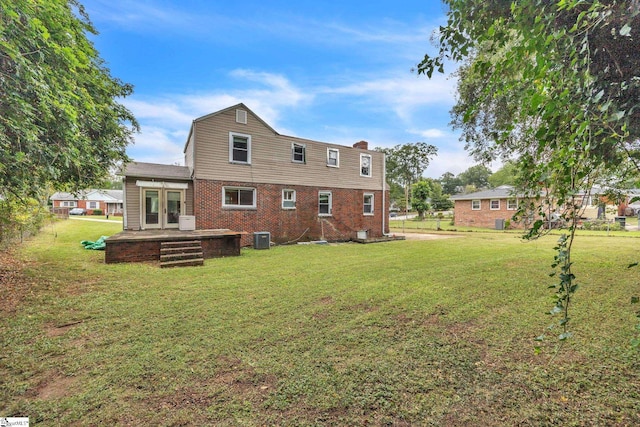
xmin=193 ymin=109 xmax=385 ymax=191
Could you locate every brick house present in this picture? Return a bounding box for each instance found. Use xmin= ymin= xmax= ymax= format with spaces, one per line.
xmin=450 ymin=186 xmax=521 ymax=229
xmin=119 ymin=103 xmax=389 ymax=246
xmin=50 ymin=189 xmax=124 ymax=215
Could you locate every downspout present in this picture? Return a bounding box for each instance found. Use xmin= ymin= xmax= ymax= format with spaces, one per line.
xmin=122 ymin=175 xmax=127 ymax=230
xmin=382 ymin=152 xmax=389 ymax=236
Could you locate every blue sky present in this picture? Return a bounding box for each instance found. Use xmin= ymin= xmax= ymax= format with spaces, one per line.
xmin=82 ymin=0 xmax=480 ymax=178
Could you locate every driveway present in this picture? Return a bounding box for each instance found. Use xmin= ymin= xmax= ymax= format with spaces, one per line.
xmin=395 ymin=232 xmax=462 ymax=241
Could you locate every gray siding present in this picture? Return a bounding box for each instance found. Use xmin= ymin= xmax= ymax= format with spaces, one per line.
xmin=193 ymin=108 xmax=385 ymax=191
xmin=185 ymin=130 xmax=194 ymax=171
xmin=124 ymin=178 xmax=140 ymax=230
xmin=123 ymin=177 xmax=194 ymax=231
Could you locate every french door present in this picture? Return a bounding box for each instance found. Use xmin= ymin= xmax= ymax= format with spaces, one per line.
xmin=142 ymin=189 xmax=184 ymax=229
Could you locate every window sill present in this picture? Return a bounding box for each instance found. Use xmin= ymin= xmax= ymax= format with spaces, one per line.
xmin=318 ymin=214 xmax=333 ymax=217
xmin=222 ymin=206 xmax=257 ymax=210
xmin=229 ymin=161 xmax=251 ymax=165
xmin=282 ymin=207 xmax=296 ymax=210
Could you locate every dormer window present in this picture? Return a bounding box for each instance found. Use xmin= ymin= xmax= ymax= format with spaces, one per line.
xmin=292 ymin=143 xmax=306 ymax=163
xmin=360 ymin=154 xmax=372 ymax=177
xmin=327 ymin=148 xmax=339 ymax=167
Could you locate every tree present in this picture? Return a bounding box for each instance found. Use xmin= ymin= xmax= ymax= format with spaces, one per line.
xmin=0 ymin=0 xmax=138 ymax=201
xmin=488 ymin=161 xmax=518 ymax=188
xmin=377 ymin=142 xmax=438 ymax=214
xmin=411 ymin=180 xmax=432 ymax=220
xmin=458 ymin=164 xmax=492 ymax=189
xmin=439 ymin=171 xmax=462 ymax=195
xmin=429 ymin=180 xmax=454 ymax=211
xmin=418 ymin=0 xmax=640 ymax=345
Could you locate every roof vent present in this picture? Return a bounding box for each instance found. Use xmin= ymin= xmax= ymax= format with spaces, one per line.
xmin=236 ymin=109 xmax=247 ymax=124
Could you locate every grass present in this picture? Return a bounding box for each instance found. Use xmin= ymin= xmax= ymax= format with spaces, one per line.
xmin=391 ymin=216 xmax=639 ymax=237
xmin=1 ymin=219 xmax=639 ymax=425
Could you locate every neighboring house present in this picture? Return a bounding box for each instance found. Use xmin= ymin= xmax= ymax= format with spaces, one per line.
xmin=50 ymin=189 xmax=124 ymax=215
xmin=451 ymin=185 xmax=625 ymax=229
xmin=621 ymin=189 xmax=640 ymax=216
xmin=120 ymin=103 xmax=389 ymax=245
xmin=450 ymin=186 xmax=522 ymax=229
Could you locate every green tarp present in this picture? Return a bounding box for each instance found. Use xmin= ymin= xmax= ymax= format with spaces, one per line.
xmin=81 ymin=236 xmax=108 ymax=250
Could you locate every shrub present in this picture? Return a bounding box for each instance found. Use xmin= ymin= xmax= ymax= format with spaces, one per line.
xmin=581 ymin=219 xmax=622 ymax=231
xmin=93 ymin=209 xmax=103 ymax=216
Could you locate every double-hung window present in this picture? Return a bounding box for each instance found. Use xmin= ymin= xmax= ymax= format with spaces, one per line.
xmin=282 ymin=189 xmax=296 ymax=209
xmin=229 ymin=132 xmax=251 ymax=164
xmin=319 ymin=191 xmax=332 ymax=215
xmin=490 ymin=199 xmax=500 ymax=210
xmin=223 ymin=187 xmax=256 ymax=208
xmin=327 ymin=148 xmax=339 ymax=167
xmin=507 ymin=199 xmax=517 ymax=210
xmin=360 ymin=154 xmax=372 ymax=177
xmin=292 ymin=143 xmax=306 ymax=163
xmin=363 ymin=193 xmax=374 ymax=215
xmin=62 ymin=201 xmax=77 ymax=207
xmin=87 ymin=201 xmax=99 ymax=209
xmin=471 ymin=200 xmax=481 ymax=210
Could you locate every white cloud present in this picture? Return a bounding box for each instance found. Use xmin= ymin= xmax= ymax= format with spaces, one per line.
xmin=319 ymin=71 xmax=457 ymax=123
xmin=427 ymin=150 xmax=476 ymax=179
xmin=128 ymin=126 xmax=188 ymax=165
xmin=123 ymin=70 xmax=311 ymax=162
xmin=123 ymin=99 xmax=193 ymax=128
xmin=409 ymin=128 xmax=447 ymax=138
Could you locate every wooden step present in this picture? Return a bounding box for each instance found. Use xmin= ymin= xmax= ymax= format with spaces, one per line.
xmin=159 ymin=240 xmax=204 ymax=268
xmin=160 ymin=246 xmax=202 ymax=255
xmin=160 ymin=251 xmax=204 ymax=262
xmin=161 ymin=240 xmax=201 ymax=247
xmin=160 ymin=258 xmax=204 ymax=268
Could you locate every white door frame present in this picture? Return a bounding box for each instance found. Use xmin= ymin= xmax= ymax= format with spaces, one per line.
xmin=140 ymin=186 xmax=186 ymax=230
xmin=142 ymin=188 xmax=161 ymax=229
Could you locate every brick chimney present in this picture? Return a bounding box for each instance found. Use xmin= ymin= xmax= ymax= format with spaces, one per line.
xmin=353 ymin=140 xmax=369 ymax=150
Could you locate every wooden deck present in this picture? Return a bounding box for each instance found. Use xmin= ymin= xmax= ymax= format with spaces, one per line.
xmin=105 ymin=229 xmax=245 ymax=264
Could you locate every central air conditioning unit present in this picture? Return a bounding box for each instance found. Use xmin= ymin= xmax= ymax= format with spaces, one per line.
xmin=253 ymin=232 xmax=271 ymax=249
xmin=179 ymin=215 xmax=196 ymax=231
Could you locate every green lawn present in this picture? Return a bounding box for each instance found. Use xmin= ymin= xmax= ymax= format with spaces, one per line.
xmin=1 ymin=219 xmax=639 ymax=425
xmin=391 ymin=216 xmax=639 ymax=237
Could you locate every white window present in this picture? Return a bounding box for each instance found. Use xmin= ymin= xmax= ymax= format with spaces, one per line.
xmin=292 ymin=143 xmax=306 ymax=163
xmin=229 ymin=132 xmax=251 ymax=164
xmin=472 ymin=200 xmax=481 ymax=210
xmin=490 ymin=199 xmax=500 ymax=210
xmin=319 ymin=191 xmax=332 ymax=215
xmin=360 ymin=154 xmax=372 ymax=177
xmin=236 ymin=109 xmax=247 ymax=124
xmin=327 ymin=148 xmax=339 ymax=167
xmin=507 ymin=199 xmax=517 ymax=210
xmin=282 ymin=189 xmax=296 ymax=209
xmin=87 ymin=201 xmax=99 ymax=209
xmin=363 ymin=193 xmax=374 ymax=215
xmin=61 ymin=201 xmax=77 ymax=207
xmin=223 ymin=187 xmax=256 ymax=208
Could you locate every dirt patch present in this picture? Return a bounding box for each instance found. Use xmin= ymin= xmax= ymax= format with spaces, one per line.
xmin=396 ymin=232 xmax=463 ymax=241
xmin=35 ymin=373 xmax=77 ymax=400
xmin=45 ymin=318 xmax=89 ymax=337
xmin=0 ymin=249 xmax=37 ymax=314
